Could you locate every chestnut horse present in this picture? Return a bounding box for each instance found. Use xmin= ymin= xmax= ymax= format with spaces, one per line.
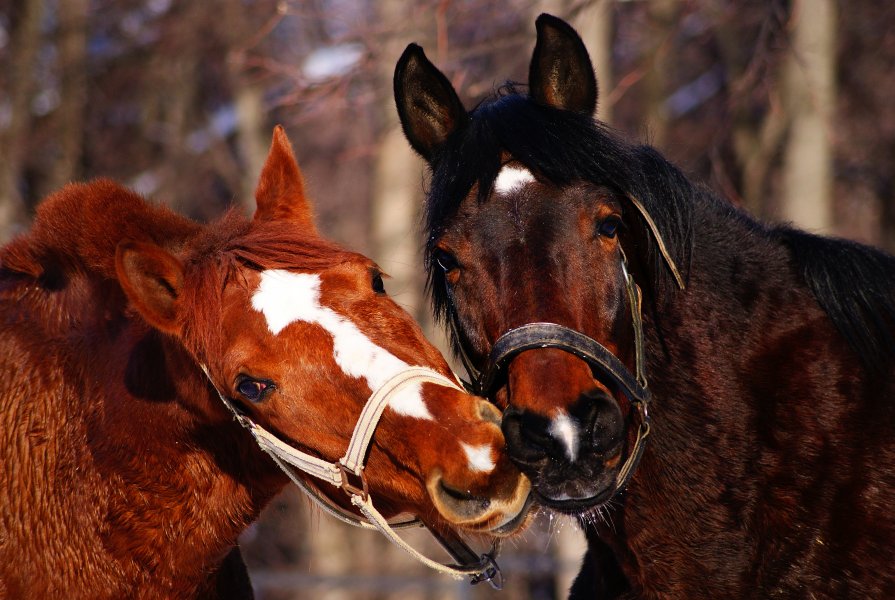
xmin=394 ymin=14 xmax=895 ymax=599
xmin=0 ymin=127 xmax=530 ymax=598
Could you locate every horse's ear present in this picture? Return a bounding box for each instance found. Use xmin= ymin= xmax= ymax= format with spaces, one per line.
xmin=253 ymin=126 xmax=317 ymax=234
xmin=394 ymin=43 xmax=467 ymax=162
xmin=116 ymin=241 xmax=184 ymax=335
xmin=529 ymin=14 xmax=598 ymax=115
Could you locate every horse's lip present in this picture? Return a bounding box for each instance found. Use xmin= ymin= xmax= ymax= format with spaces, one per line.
xmin=532 ymin=486 xmax=614 ymax=515
xmin=489 ymin=491 xmax=536 ymax=536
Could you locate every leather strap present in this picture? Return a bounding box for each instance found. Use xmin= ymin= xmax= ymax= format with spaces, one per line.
xmin=450 ymin=250 xmax=652 ymax=497
xmin=479 ymin=322 xmax=648 ymax=403
xmin=200 ymin=364 xmax=503 ymax=586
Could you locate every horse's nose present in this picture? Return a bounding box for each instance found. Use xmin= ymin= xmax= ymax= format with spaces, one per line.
xmin=501 ymin=391 xmax=624 ymax=466
xmin=580 ymin=390 xmax=625 ymax=454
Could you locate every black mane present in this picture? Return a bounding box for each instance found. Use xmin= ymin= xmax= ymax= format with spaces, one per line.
xmin=423 ymin=89 xmax=895 ymax=371
xmin=775 ymin=227 xmax=895 ymax=371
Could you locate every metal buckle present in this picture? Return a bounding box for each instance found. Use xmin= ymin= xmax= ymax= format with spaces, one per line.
xmin=469 ymin=553 xmax=503 ymax=590
xmin=637 ymin=399 xmax=650 ymax=431
xmin=337 ymin=463 xmax=369 ymax=501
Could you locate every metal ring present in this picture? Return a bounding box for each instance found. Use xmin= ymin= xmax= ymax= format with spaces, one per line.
xmin=469 ymin=553 xmax=503 ymax=590
xmin=337 ymin=463 xmax=369 ymax=501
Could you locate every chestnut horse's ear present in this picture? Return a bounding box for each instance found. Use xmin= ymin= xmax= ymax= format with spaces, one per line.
xmin=529 ymin=14 xmax=598 ymax=115
xmin=253 ymin=126 xmax=317 ymax=234
xmin=116 ymin=241 xmax=184 ymax=334
xmin=394 ymin=43 xmax=467 ymax=163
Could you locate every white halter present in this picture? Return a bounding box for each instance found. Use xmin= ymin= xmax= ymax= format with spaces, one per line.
xmin=200 ymin=364 xmax=503 ymax=586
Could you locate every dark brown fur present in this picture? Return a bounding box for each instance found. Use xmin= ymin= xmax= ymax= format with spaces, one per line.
xmin=395 ymin=15 xmax=895 ymax=599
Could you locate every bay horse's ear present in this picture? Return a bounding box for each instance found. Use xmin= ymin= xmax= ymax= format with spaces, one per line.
xmin=116 ymin=240 xmax=184 ymax=335
xmin=394 ymin=43 xmax=467 ymax=162
xmin=253 ymin=126 xmax=317 ymax=234
xmin=529 ymin=14 xmax=598 ymax=115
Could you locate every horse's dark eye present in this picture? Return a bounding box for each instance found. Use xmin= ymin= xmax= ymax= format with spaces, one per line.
xmin=598 ymin=217 xmax=622 ymax=238
xmin=371 ymin=271 xmax=386 ymax=295
xmin=434 ymin=249 xmax=459 ymax=273
xmin=236 ymin=378 xmax=273 ymax=403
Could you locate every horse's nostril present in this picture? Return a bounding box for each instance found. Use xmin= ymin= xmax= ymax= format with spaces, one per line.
xmin=587 ymin=395 xmax=624 ymax=453
xmin=501 ymin=409 xmax=553 ymax=464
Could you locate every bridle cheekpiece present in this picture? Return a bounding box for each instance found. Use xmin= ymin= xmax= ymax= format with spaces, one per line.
xmin=201 ymin=364 xmax=504 ymax=588
xmin=442 ymin=192 xmax=684 ymax=501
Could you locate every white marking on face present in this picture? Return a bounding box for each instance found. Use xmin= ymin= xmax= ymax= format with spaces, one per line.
xmin=494 ymin=165 xmax=536 ymax=195
xmin=549 ymin=411 xmax=580 ymax=463
xmin=251 ymin=270 xmax=434 ymax=420
xmin=460 ymin=443 xmax=495 ymax=473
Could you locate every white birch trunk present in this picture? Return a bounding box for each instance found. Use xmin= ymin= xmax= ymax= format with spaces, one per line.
xmin=780 ymin=0 xmax=836 ymax=233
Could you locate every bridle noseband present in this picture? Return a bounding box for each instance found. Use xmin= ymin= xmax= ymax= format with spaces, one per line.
xmin=201 ymin=365 xmax=504 ymax=588
xmin=447 ymin=247 xmax=660 ymax=498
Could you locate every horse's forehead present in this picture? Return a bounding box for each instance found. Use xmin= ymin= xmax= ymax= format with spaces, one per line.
xmin=246 ymin=268 xmax=437 ymax=421
xmin=493 ymin=164 xmax=536 ymax=196
xmin=458 ymin=179 xmax=573 ymax=248
xmin=249 ymin=269 xmax=322 ymax=335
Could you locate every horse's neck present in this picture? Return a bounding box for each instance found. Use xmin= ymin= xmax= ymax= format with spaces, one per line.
xmin=599 ymin=206 xmax=815 ymax=589
xmin=646 ymin=200 xmax=823 ymax=386
xmin=0 ymin=277 xmax=280 ymax=595
xmin=89 ymin=327 xmax=284 ymax=583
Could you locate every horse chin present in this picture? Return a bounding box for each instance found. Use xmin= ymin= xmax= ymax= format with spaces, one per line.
xmin=426 ymin=472 xmax=534 ymax=536
xmin=533 ymin=485 xmax=615 ymax=515
xmin=488 ymin=490 xmax=536 ymax=536
xmin=526 ymin=461 xmax=620 ymax=516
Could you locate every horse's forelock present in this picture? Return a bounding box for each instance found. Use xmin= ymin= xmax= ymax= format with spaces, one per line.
xmin=179 ymin=213 xmax=358 ymax=362
xmin=423 ymin=90 xmax=695 ymax=330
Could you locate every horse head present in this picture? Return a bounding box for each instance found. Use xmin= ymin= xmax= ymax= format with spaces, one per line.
xmin=394 ymin=16 xmax=671 ymax=514
xmin=115 ymin=127 xmax=532 ymax=537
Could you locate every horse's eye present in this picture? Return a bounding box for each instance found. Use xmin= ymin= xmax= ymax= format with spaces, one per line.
xmin=434 ymin=249 xmax=459 ymax=273
xmin=371 ymin=271 xmax=386 ymax=295
xmin=236 ymin=378 xmax=273 ymax=403
xmin=598 ymin=217 xmax=622 ymax=238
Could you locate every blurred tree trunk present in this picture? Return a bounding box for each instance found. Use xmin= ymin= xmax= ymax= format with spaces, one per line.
xmin=780 ymin=0 xmax=836 ymax=232
xmin=644 ymin=0 xmax=678 ymax=147
xmin=44 ymin=0 xmax=89 ymax=196
xmin=576 ymin=0 xmax=614 ymax=124
xmin=714 ymin=5 xmax=788 ymax=217
xmin=231 ymin=84 xmax=268 ymax=211
xmin=370 ymin=8 xmax=428 ymax=326
xmin=280 ymin=8 xmax=358 ymax=600
xmin=0 ymin=0 xmax=44 ymax=242
xmin=147 ymin=3 xmax=202 ymax=213
xmin=222 ymin=1 xmax=276 ymax=213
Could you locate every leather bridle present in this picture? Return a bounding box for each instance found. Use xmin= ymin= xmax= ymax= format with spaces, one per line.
xmin=442 ymin=194 xmax=684 ymax=500
xmin=201 ymin=364 xmax=505 ymax=588
xmin=446 ymin=250 xmax=651 ymax=496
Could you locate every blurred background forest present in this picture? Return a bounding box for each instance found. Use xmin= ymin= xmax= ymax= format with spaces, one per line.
xmin=1 ymin=0 xmax=893 ymax=598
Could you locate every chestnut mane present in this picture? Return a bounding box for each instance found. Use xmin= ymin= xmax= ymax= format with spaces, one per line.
xmin=0 ymin=179 xmax=357 ymax=598
xmin=0 ymin=179 xmax=357 ymax=359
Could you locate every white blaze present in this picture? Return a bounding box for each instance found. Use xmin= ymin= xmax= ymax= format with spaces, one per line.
xmin=549 ymin=411 xmax=580 ymax=463
xmin=494 ymin=165 xmax=536 ymax=195
xmin=460 ymin=443 xmax=495 ymax=473
xmin=251 ymin=270 xmax=433 ymax=420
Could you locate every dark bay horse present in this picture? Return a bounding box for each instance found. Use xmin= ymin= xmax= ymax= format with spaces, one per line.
xmin=0 ymin=127 xmax=530 ymax=598
xmin=394 ymin=14 xmax=895 ymax=598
